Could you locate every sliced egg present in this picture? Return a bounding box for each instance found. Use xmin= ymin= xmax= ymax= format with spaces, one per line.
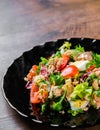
xmin=70 ymin=60 xmax=89 ymax=71
xmin=70 ymin=100 xmax=89 ymax=110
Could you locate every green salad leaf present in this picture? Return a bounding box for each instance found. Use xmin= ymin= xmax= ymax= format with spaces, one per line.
xmin=51 ymin=91 xmax=66 ymax=111
xmin=40 ymin=57 xmax=48 ymax=65
xmin=74 ymin=44 xmax=85 ymax=52
xmin=70 ymin=82 xmax=93 ymax=100
xmin=49 ymin=72 xmax=65 ymax=86
xmin=41 ymin=100 xmax=49 ymax=113
xmin=55 ymin=51 xmax=61 ymax=57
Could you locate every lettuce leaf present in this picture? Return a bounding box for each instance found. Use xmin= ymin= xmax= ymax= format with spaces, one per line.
xmin=70 ymin=82 xmax=93 ymax=100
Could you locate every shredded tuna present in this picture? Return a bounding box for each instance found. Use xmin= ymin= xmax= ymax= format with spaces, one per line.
xmin=77 ymin=51 xmax=93 ymax=61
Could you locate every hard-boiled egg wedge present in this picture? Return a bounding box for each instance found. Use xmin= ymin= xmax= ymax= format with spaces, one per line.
xmin=70 ymin=100 xmax=89 ymax=110
xmin=70 ymin=60 xmax=89 ymax=71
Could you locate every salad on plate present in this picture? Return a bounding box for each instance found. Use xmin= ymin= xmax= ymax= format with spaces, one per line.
xmin=24 ymin=41 xmax=100 ymax=124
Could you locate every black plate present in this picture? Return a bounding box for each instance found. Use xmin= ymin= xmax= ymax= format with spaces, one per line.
xmin=2 ymin=38 xmax=100 ymax=128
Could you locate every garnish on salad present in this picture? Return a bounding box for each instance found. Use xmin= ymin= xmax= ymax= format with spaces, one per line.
xmin=24 ymin=42 xmax=100 ymax=117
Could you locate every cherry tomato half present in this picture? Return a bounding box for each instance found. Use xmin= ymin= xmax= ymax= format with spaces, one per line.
xmin=61 ymin=65 xmax=79 ymax=78
xmin=58 ymin=54 xmax=69 ymax=71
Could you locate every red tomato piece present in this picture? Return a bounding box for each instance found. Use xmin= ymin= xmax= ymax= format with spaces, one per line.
xmin=58 ymin=54 xmax=69 ymax=70
xmin=61 ymin=65 xmax=79 ymax=78
xmin=27 ymin=65 xmax=38 ymax=81
xmin=86 ymin=65 xmax=96 ymax=72
xmin=30 ymin=84 xmax=48 ymax=104
xmin=30 ymin=92 xmax=41 ymax=104
xmin=30 ymin=84 xmax=39 ymax=104
xmin=31 ymin=84 xmax=39 ymax=93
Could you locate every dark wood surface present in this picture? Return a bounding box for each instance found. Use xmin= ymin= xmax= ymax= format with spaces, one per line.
xmin=0 ymin=0 xmax=100 ymax=130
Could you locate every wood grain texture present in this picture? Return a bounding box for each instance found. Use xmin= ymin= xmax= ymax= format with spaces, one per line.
xmin=0 ymin=0 xmax=100 ymax=130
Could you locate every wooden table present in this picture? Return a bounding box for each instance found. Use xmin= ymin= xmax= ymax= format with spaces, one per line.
xmin=0 ymin=0 xmax=100 ymax=130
